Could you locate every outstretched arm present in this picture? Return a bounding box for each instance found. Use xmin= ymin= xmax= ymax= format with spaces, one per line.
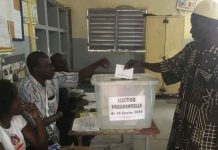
xmin=79 ymin=58 xmax=110 ymax=81
xmin=125 ymin=59 xmax=161 ymax=73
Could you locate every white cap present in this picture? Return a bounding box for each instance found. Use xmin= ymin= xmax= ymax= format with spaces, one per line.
xmin=193 ymin=0 xmax=218 ymax=20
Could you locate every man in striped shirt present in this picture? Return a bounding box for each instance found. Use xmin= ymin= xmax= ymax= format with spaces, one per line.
xmin=17 ymin=51 xmax=79 ymax=144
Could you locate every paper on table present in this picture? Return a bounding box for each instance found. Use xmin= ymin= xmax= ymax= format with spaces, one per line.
xmin=83 ymin=92 xmax=96 ymax=102
xmin=115 ymin=64 xmax=134 ymax=79
xmin=72 ymin=116 xmax=99 ymax=131
xmin=84 ymin=102 xmax=97 ymax=109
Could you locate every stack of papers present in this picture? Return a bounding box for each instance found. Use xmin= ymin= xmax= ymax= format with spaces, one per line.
xmin=83 ymin=92 xmax=95 ymax=102
xmin=72 ymin=116 xmax=99 ymax=131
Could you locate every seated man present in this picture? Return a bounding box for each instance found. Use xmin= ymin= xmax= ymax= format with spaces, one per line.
xmin=17 ymin=52 xmax=81 ymax=145
xmin=50 ymin=53 xmax=110 ymax=146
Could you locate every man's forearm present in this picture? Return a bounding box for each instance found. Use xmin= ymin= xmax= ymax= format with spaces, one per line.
xmin=144 ymin=62 xmax=161 ymax=73
xmin=125 ymin=59 xmax=162 ymax=73
xmin=79 ymin=61 xmax=99 ymax=81
xmin=43 ymin=112 xmax=63 ymax=126
xmin=33 ymin=116 xmax=48 ymax=149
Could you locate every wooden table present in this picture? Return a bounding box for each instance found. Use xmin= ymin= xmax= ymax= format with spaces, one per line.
xmin=61 ymin=146 xmax=92 ymax=150
xmin=68 ymin=121 xmax=160 ymax=150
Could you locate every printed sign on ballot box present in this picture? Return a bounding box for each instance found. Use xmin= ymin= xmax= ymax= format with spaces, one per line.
xmin=109 ymin=96 xmax=145 ymax=121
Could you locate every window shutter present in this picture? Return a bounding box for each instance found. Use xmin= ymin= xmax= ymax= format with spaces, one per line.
xmin=116 ymin=9 xmax=145 ymax=51
xmin=87 ymin=7 xmax=145 ymax=51
xmin=88 ymin=8 xmax=116 ymax=50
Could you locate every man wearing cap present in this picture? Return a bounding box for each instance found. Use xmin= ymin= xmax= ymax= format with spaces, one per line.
xmin=125 ymin=0 xmax=218 ymax=149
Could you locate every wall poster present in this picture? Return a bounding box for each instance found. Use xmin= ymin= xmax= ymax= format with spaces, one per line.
xmin=177 ymin=0 xmax=197 ymax=11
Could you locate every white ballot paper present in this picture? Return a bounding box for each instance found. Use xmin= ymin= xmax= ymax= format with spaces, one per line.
xmin=115 ymin=64 xmax=134 ymax=79
xmin=72 ymin=116 xmax=99 ymax=131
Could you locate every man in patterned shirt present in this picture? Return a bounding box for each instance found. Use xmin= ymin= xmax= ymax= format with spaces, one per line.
xmin=125 ymin=0 xmax=218 ymax=149
xmin=17 ymin=51 xmax=80 ymax=144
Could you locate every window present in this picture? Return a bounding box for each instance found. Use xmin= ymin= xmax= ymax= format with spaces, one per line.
xmin=87 ymin=7 xmax=146 ymax=52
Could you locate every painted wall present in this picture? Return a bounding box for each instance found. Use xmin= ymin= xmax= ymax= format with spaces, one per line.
xmin=58 ymin=0 xmax=201 ymax=72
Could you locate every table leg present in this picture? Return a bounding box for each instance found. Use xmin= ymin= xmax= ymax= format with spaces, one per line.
xmin=121 ymin=134 xmax=124 ymax=143
xmin=78 ymin=136 xmax=82 ymax=146
xmin=145 ymin=136 xmax=149 ymax=150
xmin=130 ymin=135 xmax=134 ymax=150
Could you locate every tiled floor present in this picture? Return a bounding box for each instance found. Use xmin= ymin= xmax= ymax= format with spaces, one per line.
xmin=90 ymin=99 xmax=178 ymax=150
xmin=149 ymin=99 xmax=177 ymax=150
